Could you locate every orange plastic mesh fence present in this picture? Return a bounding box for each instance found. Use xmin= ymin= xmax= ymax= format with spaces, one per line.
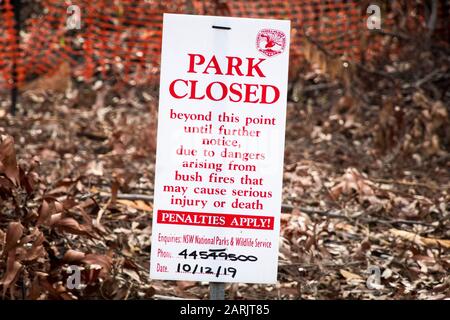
xmin=0 ymin=0 xmax=448 ymax=90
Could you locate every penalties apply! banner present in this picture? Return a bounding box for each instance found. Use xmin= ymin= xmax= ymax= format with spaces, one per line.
xmin=150 ymin=14 xmax=290 ymax=284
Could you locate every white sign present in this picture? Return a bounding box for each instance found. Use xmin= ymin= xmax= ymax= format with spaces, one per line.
xmin=150 ymin=13 xmax=290 ymax=284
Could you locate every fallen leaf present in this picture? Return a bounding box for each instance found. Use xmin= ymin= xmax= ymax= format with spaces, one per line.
xmin=63 ymin=250 xmax=86 ymax=263
xmin=2 ymin=222 xmax=24 ymax=256
xmin=0 ymin=136 xmax=20 ymax=186
xmin=53 ymin=217 xmax=93 ymax=237
xmin=117 ymin=199 xmax=153 ymax=212
xmin=331 ymin=168 xmax=375 ymax=199
xmin=123 ymin=268 xmax=141 ymax=282
xmin=37 ymin=200 xmax=52 ymax=226
xmin=390 ymin=228 xmax=450 ymax=248
xmin=340 ymin=269 xmax=363 ymax=280
xmin=0 ymin=252 xmax=22 ymax=297
xmin=176 ymin=281 xmax=197 ymax=290
xmin=0 ymin=229 xmax=5 ymax=246
xmin=28 ymin=276 xmax=42 ymax=300
xmin=82 ymin=254 xmax=113 ymax=278
xmin=19 ymin=231 xmax=46 ymax=262
xmin=39 ymin=278 xmax=77 ymax=300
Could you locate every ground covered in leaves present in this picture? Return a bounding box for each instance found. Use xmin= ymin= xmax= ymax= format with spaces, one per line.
xmin=1 ymin=35 xmax=449 ymax=300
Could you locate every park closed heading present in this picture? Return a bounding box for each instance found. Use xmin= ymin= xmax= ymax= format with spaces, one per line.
xmin=168 ymin=53 xmax=280 ymax=104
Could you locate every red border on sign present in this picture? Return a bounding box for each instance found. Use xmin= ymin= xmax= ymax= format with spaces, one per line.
xmin=157 ymin=210 xmax=274 ymax=230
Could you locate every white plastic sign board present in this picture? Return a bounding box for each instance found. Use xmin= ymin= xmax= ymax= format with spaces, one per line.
xmin=150 ymin=13 xmax=290 ymax=284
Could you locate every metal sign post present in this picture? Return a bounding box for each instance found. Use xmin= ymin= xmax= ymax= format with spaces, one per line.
xmin=209 ymin=282 xmax=225 ymax=300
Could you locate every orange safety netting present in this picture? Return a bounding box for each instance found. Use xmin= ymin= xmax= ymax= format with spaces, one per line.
xmin=0 ymin=0 xmax=448 ymax=90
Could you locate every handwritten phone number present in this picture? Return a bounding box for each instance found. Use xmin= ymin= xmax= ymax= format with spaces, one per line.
xmin=178 ymin=248 xmax=258 ymax=262
xmin=177 ymin=263 xmax=237 ymax=278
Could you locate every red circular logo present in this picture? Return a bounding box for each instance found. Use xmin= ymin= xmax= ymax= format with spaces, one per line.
xmin=256 ymin=29 xmax=286 ymax=57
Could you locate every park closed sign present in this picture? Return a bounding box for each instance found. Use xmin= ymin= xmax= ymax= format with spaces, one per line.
xmin=150 ymin=14 xmax=290 ymax=284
